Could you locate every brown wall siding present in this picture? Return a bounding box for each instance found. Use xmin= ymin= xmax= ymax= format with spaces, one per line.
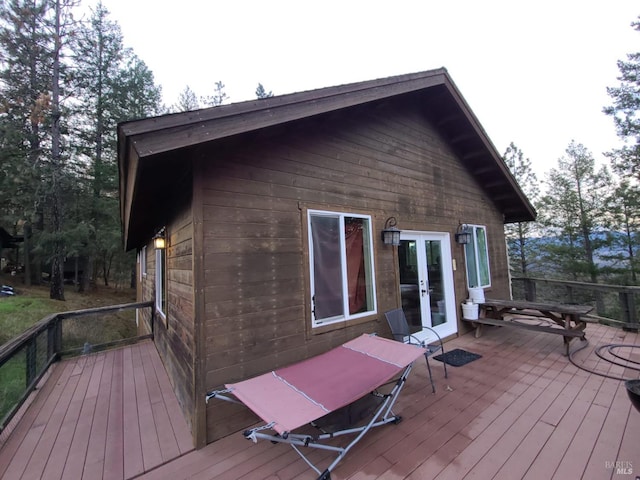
xmin=137 ymin=194 xmax=196 ymax=444
xmin=155 ymin=203 xmax=195 ymax=437
xmin=200 ymin=100 xmax=511 ymax=442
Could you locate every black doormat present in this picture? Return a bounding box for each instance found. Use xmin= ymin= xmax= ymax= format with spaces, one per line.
xmin=433 ymin=348 xmax=482 ymax=367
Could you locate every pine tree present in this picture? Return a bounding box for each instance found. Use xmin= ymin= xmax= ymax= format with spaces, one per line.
xmin=201 ymin=80 xmax=229 ymax=107
xmin=71 ymin=3 xmax=162 ymax=288
xmin=107 ymin=53 xmax=162 ymax=285
xmin=0 ymin=0 xmax=55 ymax=286
xmin=601 ymin=178 xmax=640 ymax=283
xmin=173 ymin=85 xmax=199 ymax=112
xmin=502 ymin=142 xmax=540 ymax=276
xmin=255 ymin=82 xmax=273 ymax=99
xmin=71 ymin=1 xmax=127 ymax=290
xmin=48 ymin=0 xmax=66 ymax=300
xmin=603 ymin=17 xmax=640 ymax=179
xmin=538 ymin=141 xmax=611 ymax=282
xmin=116 ymin=54 xmax=163 ymax=119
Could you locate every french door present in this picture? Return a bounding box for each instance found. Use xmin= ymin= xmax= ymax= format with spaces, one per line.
xmin=397 ymin=232 xmax=457 ymax=341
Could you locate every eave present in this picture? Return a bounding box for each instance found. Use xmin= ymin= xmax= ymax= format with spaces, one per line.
xmin=118 ymin=68 xmax=536 ymax=250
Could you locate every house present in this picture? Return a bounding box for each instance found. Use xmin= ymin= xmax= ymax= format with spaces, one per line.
xmin=0 ymin=226 xmax=23 ymax=274
xmin=117 ymin=68 xmax=536 ymax=448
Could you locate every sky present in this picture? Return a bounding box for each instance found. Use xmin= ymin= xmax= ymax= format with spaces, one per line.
xmin=97 ymin=0 xmax=638 ymax=177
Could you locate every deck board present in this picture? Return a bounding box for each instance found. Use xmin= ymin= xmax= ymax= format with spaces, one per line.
xmin=122 ymin=346 xmax=145 ymax=479
xmin=132 ymin=342 xmax=164 ymax=471
xmin=104 ymin=349 xmax=125 ymax=480
xmin=2 ymin=360 xmax=76 ymax=480
xmin=147 ymin=341 xmax=194 ymax=454
xmin=1 ymin=324 xmax=639 ymax=480
xmin=83 ymin=346 xmax=114 ymax=480
xmin=62 ymin=355 xmax=102 ymax=480
xmin=42 ymin=356 xmax=94 ymax=480
xmin=0 ymin=341 xmax=195 ymax=480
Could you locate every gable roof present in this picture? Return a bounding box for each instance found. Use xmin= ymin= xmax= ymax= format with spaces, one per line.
xmin=118 ymin=68 xmax=536 ymax=250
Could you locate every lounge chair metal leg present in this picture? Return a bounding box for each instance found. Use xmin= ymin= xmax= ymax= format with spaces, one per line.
xmin=425 ymin=354 xmax=436 ymax=393
xmin=441 ymin=346 xmax=448 ymax=379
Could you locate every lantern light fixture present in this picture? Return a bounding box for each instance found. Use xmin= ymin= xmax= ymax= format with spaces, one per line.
xmin=381 ymin=217 xmax=401 ymax=246
xmin=153 ymin=228 xmax=166 ymax=250
xmin=455 ymin=223 xmax=471 ymax=245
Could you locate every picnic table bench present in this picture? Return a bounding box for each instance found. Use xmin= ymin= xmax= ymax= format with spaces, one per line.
xmin=464 ymin=298 xmax=593 ymax=355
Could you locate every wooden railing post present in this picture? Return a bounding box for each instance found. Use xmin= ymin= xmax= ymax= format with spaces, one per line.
xmin=47 ymin=317 xmax=62 ymax=360
xmin=25 ymin=338 xmax=37 ymax=388
xmin=524 ymin=278 xmax=537 ymax=302
xmin=47 ymin=323 xmax=55 ymax=360
xmin=630 ymin=292 xmax=639 ymax=331
xmin=595 ymin=291 xmax=606 ymax=317
xmin=619 ymin=291 xmax=638 ymax=331
xmin=565 ymin=285 xmax=574 ymax=304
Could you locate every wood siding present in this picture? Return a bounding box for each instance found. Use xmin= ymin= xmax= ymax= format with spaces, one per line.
xmin=199 ymin=99 xmax=512 ymax=442
xmin=138 ymin=190 xmax=196 ymax=446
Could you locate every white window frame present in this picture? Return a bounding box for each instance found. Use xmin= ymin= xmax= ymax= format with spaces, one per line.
xmin=464 ymin=224 xmax=491 ymax=288
xmin=155 ymin=244 xmax=166 ymax=319
xmin=308 ymin=210 xmax=377 ymax=327
xmin=139 ymin=245 xmax=147 ymax=281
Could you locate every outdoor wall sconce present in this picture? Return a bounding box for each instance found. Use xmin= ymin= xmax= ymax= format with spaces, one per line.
xmin=381 ymin=217 xmax=401 ymax=246
xmin=153 ymin=228 xmax=166 ymax=250
xmin=455 ymin=223 xmax=471 ymax=245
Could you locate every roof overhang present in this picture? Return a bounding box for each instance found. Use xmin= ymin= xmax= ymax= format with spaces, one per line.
xmin=118 ymin=68 xmax=536 ymax=250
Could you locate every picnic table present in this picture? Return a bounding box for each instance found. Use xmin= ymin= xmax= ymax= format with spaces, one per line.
xmin=465 ymin=298 xmax=593 ymax=355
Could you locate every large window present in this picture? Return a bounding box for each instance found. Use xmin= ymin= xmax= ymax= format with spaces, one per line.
xmin=308 ymin=210 xmax=376 ymax=327
xmin=464 ymin=225 xmax=491 ymax=288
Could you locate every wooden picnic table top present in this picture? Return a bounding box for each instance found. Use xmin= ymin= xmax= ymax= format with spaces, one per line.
xmin=480 ymin=298 xmax=594 ymax=316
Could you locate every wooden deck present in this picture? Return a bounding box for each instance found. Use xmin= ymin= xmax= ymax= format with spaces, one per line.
xmin=1 ymin=323 xmax=639 ymax=479
xmin=0 ymin=340 xmax=194 ymax=480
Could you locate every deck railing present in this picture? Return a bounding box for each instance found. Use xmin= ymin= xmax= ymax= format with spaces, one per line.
xmin=511 ymin=276 xmax=640 ymax=330
xmin=0 ymin=301 xmax=154 ymax=437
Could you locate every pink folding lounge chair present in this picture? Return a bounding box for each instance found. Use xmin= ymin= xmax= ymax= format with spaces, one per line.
xmin=206 ymin=333 xmax=426 ymax=480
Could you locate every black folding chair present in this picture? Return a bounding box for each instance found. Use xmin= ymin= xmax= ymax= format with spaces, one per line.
xmin=385 ymin=308 xmax=448 ymax=393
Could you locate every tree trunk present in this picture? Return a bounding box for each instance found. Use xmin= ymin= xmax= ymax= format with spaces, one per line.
xmin=49 ymin=0 xmax=64 ymax=301
xmin=23 ymin=222 xmax=32 ymax=287
xmin=49 ymin=245 xmax=65 ymax=301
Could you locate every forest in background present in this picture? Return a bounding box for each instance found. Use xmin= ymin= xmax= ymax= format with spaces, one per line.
xmin=505 ymin=18 xmax=640 ymax=287
xmin=0 ymin=0 xmax=273 ymax=301
xmin=1 ymin=0 xmax=639 ymax=302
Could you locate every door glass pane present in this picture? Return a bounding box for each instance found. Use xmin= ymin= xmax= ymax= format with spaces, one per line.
xmin=310 ymin=215 xmax=343 ymax=320
xmin=398 ymin=240 xmax=421 ymax=331
xmin=425 ymin=240 xmax=447 ymax=326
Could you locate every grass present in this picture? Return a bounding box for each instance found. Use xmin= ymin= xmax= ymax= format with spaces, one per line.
xmin=0 ymin=352 xmax=26 ymax=426
xmin=0 ymin=275 xmax=138 ymax=427
xmin=0 ymin=276 xmax=136 ymax=345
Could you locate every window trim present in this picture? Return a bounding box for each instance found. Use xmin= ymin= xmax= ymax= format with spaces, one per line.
xmin=139 ymin=245 xmax=147 ymax=280
xmin=464 ymin=224 xmax=491 ymax=289
xmin=155 ymin=242 xmax=167 ymax=321
xmin=307 ymin=209 xmax=377 ymax=328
